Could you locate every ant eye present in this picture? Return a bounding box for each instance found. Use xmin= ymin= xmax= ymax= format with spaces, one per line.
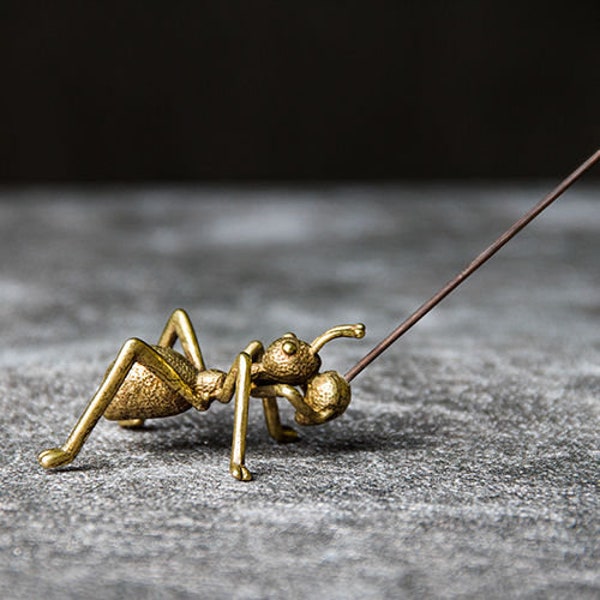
xmin=282 ymin=341 xmax=297 ymax=356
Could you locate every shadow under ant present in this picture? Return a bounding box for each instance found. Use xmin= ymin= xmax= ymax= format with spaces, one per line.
xmin=147 ymin=406 xmax=438 ymax=452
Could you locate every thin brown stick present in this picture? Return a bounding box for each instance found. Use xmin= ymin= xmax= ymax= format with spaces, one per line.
xmin=345 ymin=149 xmax=600 ymax=383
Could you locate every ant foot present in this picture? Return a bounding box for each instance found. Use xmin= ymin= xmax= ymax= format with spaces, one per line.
xmin=38 ymin=447 xmax=74 ymax=469
xmin=118 ymin=419 xmax=145 ymax=428
xmin=230 ymin=463 xmax=253 ymax=482
xmin=277 ymin=425 xmax=299 ymax=444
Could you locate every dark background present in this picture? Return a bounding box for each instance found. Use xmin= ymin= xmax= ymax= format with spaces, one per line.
xmin=1 ymin=2 xmax=599 ymax=182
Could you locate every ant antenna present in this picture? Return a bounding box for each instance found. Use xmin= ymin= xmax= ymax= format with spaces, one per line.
xmin=345 ymin=148 xmax=600 ymax=383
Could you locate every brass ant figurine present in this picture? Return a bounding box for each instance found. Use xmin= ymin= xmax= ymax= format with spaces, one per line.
xmin=38 ymin=309 xmax=365 ymax=480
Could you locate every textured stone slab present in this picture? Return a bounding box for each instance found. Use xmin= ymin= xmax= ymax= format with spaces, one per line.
xmin=0 ymin=186 xmax=598 ymax=598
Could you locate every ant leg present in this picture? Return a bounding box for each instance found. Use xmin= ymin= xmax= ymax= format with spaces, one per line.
xmin=38 ymin=338 xmax=196 ymax=470
xmin=260 ymin=396 xmax=299 ymax=443
xmin=216 ymin=341 xmax=262 ymax=480
xmin=255 ymin=383 xmax=320 ymax=424
xmin=242 ymin=340 xmax=264 ymax=361
xmin=229 ymin=352 xmax=253 ymax=481
xmin=241 ymin=340 xmax=297 ymax=441
xmin=157 ymin=308 xmax=205 ymax=370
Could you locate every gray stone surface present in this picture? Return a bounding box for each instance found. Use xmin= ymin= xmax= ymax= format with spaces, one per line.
xmin=0 ymin=186 xmax=598 ymax=599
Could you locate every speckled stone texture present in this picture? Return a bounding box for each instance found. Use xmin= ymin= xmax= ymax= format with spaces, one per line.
xmin=0 ymin=186 xmax=598 ymax=599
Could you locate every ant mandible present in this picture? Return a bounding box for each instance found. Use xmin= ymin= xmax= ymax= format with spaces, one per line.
xmin=38 ymin=309 xmax=365 ymax=480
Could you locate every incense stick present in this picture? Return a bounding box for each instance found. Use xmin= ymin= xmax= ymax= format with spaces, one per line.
xmin=345 ymin=149 xmax=600 ymax=383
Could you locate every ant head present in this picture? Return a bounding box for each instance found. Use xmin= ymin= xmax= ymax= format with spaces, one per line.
xmin=262 ymin=333 xmax=321 ymax=384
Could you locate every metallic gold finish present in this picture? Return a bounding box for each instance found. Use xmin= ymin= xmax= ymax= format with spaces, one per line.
xmin=38 ymin=309 xmax=365 ymax=481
